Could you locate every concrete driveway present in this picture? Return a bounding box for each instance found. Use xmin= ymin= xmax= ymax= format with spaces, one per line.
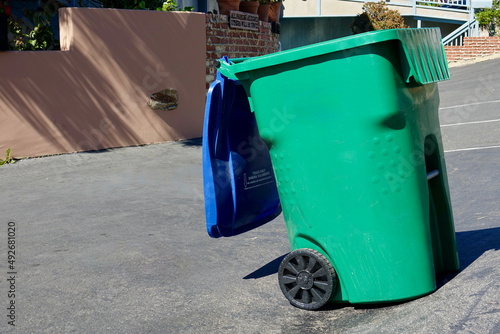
xmin=1 ymin=58 xmax=499 ymax=333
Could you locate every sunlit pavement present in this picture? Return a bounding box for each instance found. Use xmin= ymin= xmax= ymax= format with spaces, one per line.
xmin=1 ymin=59 xmax=499 ymax=333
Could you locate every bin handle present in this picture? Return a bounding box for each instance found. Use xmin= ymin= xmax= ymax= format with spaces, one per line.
xmin=215 ymin=59 xmax=244 ymax=81
xmin=205 ymin=56 xmax=235 ymax=160
xmin=205 ymin=81 xmax=222 ymax=159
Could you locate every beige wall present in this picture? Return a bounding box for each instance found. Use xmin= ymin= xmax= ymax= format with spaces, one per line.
xmin=0 ymin=8 xmax=206 ymax=158
xmin=283 ymin=0 xmax=469 ymax=22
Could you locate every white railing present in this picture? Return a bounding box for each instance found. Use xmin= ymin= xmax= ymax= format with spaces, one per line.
xmin=383 ymin=0 xmax=477 ymax=46
xmin=415 ymin=0 xmax=480 ymax=46
xmin=442 ymin=18 xmax=479 ymax=45
xmin=348 ymin=0 xmax=471 ymax=11
xmin=415 ymin=0 xmax=469 ymax=11
xmin=340 ymin=0 xmax=479 ymax=45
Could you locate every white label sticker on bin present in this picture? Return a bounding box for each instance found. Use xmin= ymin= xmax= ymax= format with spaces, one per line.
xmin=244 ymin=169 xmax=274 ymax=190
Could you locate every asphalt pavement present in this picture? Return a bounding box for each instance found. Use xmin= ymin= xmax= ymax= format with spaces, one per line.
xmin=1 ymin=58 xmax=499 ymax=333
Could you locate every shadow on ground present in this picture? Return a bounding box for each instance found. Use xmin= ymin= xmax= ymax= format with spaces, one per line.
xmin=181 ymin=137 xmax=202 ymax=147
xmin=244 ymin=227 xmax=500 ymax=280
xmin=243 ymin=254 xmax=287 ymax=280
xmin=455 ymin=227 xmax=500 ymax=268
xmin=242 ymin=227 xmax=500 ymax=309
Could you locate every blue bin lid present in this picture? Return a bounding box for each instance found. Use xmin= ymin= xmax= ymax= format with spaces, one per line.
xmin=202 ymin=57 xmax=282 ymax=238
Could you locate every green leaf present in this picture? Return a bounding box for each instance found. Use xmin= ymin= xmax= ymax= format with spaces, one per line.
xmin=0 ymin=148 xmax=13 ymax=166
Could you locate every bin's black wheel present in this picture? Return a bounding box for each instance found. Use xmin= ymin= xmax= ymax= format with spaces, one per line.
xmin=278 ymin=248 xmax=337 ymax=310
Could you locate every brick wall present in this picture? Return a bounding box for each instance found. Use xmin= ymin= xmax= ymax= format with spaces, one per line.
xmin=444 ymin=37 xmax=500 ymax=62
xmin=206 ymin=13 xmax=280 ymax=89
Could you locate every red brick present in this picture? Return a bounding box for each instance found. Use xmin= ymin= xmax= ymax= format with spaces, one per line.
xmin=205 ymin=13 xmax=279 ymax=89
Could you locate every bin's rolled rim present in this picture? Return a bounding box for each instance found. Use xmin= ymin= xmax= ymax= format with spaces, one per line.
xmin=216 ymin=28 xmax=450 ymax=85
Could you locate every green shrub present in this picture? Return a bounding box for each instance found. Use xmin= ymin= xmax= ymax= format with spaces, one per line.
xmin=79 ymin=0 xmax=193 ymax=11
xmin=85 ymin=0 xmax=163 ymax=10
xmin=351 ymin=1 xmax=408 ymax=34
xmin=157 ymin=0 xmax=194 ymax=11
xmin=8 ymin=9 xmax=59 ymax=51
xmin=0 ymin=148 xmax=14 ymax=166
xmin=476 ymin=0 xmax=500 ymax=36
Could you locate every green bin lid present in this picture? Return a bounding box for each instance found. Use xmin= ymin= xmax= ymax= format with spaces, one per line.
xmin=217 ymin=28 xmax=450 ymax=86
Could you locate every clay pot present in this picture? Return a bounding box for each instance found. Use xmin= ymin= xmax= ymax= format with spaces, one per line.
xmin=258 ymin=3 xmax=271 ymax=22
xmin=269 ymin=2 xmax=282 ymax=23
xmin=239 ymin=1 xmax=260 ymax=14
xmin=217 ymin=0 xmax=241 ymax=16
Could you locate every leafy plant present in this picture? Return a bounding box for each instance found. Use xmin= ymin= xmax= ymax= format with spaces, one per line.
xmin=0 ymin=0 xmax=11 ymax=15
xmin=156 ymin=0 xmax=194 ymax=11
xmin=8 ymin=8 xmax=59 ymax=50
xmin=92 ymin=0 xmax=163 ymax=10
xmin=79 ymin=0 xmax=194 ymax=11
xmin=351 ymin=1 xmax=408 ymax=34
xmin=0 ymin=148 xmax=14 ymax=166
xmin=476 ymin=0 xmax=500 ymax=36
xmin=77 ymin=0 xmax=103 ymax=6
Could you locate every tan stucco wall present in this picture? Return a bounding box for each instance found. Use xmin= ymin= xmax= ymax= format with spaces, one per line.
xmin=0 ymin=8 xmax=206 ymax=158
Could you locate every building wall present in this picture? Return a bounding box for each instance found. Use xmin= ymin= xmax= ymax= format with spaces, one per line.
xmin=282 ymin=0 xmax=469 ymax=23
xmin=445 ymin=37 xmax=500 ymax=61
xmin=206 ymin=14 xmax=280 ymax=89
xmin=407 ymin=19 xmax=461 ymax=38
xmin=0 ymin=8 xmax=207 ymax=158
xmin=0 ymin=9 xmax=280 ymax=158
xmin=280 ymin=16 xmax=460 ymax=50
xmin=280 ymin=16 xmax=354 ymax=50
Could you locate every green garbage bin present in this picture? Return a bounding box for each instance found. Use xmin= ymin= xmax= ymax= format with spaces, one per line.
xmin=216 ymin=28 xmax=460 ymax=310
